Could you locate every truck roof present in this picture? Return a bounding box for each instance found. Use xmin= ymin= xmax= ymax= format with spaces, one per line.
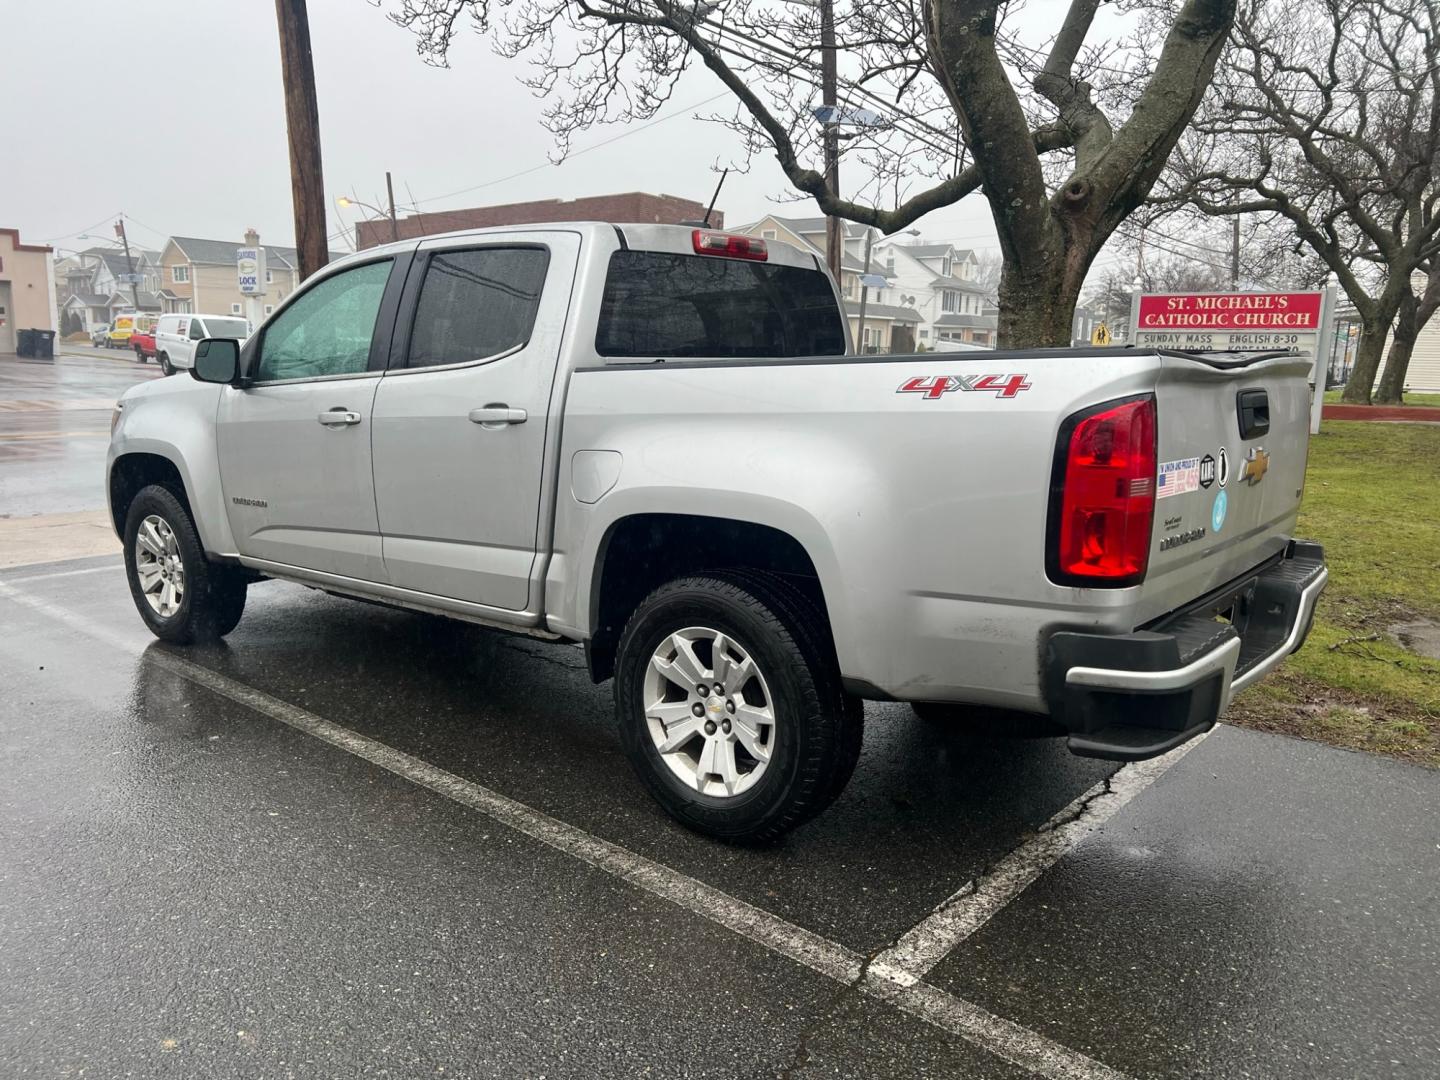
xmin=331 ymin=221 xmax=820 ymax=272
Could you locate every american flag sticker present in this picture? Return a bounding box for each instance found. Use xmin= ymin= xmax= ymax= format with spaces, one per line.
xmin=1156 ymin=457 xmax=1201 ymax=499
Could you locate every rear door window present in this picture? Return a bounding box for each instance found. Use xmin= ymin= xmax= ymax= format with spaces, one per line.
xmin=404 ymin=247 xmax=550 ymax=369
xmin=596 ymin=251 xmax=845 ymax=358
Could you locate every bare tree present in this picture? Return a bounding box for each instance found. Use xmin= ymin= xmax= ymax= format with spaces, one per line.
xmin=390 ymin=0 xmax=1237 ymax=347
xmin=1158 ymin=0 xmax=1440 ymax=403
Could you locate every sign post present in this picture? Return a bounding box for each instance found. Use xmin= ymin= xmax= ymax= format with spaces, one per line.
xmin=1130 ymin=290 xmax=1332 ymax=433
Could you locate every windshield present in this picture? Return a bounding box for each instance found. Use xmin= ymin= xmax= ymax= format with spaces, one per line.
xmin=596 ymin=251 xmax=846 ymax=359
xmin=202 ymin=317 xmax=250 ymax=339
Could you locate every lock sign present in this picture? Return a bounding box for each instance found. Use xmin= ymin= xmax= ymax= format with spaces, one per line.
xmin=236 ymin=247 xmax=266 ymax=296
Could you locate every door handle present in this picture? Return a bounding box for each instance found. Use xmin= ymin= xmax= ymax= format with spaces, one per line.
xmin=317 ymin=409 xmax=362 ymax=426
xmin=468 ymin=406 xmax=527 ymax=427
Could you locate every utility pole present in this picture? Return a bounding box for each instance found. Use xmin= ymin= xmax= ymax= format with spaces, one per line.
xmin=385 ymin=170 xmax=399 ymax=243
xmin=114 ymin=217 xmax=141 ymax=313
xmin=274 ymin=0 xmax=328 ymax=281
xmin=1230 ymin=215 xmax=1241 ymax=290
xmin=855 ymin=228 xmax=874 ymax=353
xmin=820 ymin=0 xmax=841 ymax=282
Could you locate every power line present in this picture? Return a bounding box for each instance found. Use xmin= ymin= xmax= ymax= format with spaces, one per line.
xmin=409 ymin=90 xmax=734 ymax=208
xmin=44 ymin=211 xmax=122 ymax=244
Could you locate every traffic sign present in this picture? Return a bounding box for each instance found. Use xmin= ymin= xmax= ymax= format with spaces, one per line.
xmin=1091 ymin=323 xmax=1112 ymax=346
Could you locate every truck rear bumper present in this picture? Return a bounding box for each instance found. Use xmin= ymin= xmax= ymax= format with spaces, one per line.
xmin=1044 ymin=541 xmax=1328 ymax=761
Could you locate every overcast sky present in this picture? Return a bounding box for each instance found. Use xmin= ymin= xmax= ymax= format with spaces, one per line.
xmin=0 ymin=0 xmax=1131 ymax=276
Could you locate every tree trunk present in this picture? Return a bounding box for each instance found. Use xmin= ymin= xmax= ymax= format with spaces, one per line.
xmin=994 ymin=245 xmax=1087 ymax=348
xmin=1340 ymin=317 xmax=1392 ymax=404
xmin=1374 ymin=292 xmax=1417 ymax=404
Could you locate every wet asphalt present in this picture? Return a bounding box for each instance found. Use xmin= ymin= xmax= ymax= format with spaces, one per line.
xmin=0 ymin=348 xmax=158 ymax=515
xmin=1 ymin=353 xmax=1438 ymax=1078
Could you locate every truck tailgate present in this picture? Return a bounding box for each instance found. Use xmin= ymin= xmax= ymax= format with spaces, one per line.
xmin=1140 ymin=351 xmax=1314 ymax=623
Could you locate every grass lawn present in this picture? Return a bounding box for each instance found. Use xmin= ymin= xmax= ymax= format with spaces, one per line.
xmin=1323 ymin=388 xmax=1440 ymax=407
xmin=1226 ymin=420 xmax=1440 ymax=766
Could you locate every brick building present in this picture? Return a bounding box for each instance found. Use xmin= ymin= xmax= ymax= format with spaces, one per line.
xmin=354 ymin=192 xmax=723 ymax=250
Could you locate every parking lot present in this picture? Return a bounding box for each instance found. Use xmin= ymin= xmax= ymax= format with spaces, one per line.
xmin=3 ymin=541 xmax=1438 ymax=1078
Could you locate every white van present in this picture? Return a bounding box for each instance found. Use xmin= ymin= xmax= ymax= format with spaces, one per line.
xmin=155 ymin=313 xmax=251 ymax=375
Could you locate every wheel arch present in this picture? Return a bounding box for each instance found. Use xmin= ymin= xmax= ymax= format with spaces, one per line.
xmin=583 ymin=512 xmax=838 ymax=684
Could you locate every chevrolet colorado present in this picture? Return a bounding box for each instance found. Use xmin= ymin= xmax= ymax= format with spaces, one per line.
xmin=106 ymin=223 xmax=1327 ymax=841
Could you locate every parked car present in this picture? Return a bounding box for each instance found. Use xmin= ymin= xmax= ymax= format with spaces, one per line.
xmin=154 ymin=313 xmax=251 ymax=375
xmin=131 ymin=323 xmax=158 ymax=364
xmin=90 ymin=325 xmax=110 ymax=347
xmin=106 ymin=223 xmax=1328 ymax=842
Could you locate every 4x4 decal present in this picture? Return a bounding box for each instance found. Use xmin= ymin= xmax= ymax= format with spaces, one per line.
xmin=897 ymin=374 xmax=1032 ymax=400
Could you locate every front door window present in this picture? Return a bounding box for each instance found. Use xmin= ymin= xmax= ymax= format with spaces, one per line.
xmin=255 ymin=260 xmax=392 ymax=381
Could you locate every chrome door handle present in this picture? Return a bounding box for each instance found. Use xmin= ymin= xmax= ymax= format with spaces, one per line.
xmin=468 ymin=406 xmax=527 ymax=427
xmin=317 ymin=409 xmax=361 ymax=426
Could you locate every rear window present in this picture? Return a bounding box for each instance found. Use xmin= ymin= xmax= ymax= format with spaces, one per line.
xmin=596 ymin=251 xmax=846 ymax=359
xmin=202 ymin=317 xmax=250 ymax=339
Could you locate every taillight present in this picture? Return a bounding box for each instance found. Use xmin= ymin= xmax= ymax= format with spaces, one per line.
xmin=1047 ymin=395 xmax=1157 ymax=587
xmin=692 ymin=229 xmax=768 ymax=261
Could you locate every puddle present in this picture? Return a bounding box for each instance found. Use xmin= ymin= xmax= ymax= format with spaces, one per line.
xmin=1388 ymin=619 xmax=1440 ymax=660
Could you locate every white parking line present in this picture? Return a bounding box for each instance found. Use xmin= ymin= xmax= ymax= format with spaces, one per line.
xmin=869 ymin=733 xmax=1213 ymax=987
xmin=0 ymin=579 xmax=1134 ymax=1080
xmin=3 ymin=563 xmax=122 ymax=583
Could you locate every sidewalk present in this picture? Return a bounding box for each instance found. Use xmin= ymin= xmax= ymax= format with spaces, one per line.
xmin=0 ymin=510 xmax=120 ymax=568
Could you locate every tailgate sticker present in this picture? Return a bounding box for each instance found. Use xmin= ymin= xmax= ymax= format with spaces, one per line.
xmin=1211 ymin=489 xmax=1229 ymax=533
xmin=1199 ymin=454 xmax=1217 ymax=489
xmin=1156 ymin=457 xmax=1201 ymax=498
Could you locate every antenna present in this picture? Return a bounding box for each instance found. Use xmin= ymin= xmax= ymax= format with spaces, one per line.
xmin=702 ymin=169 xmax=729 ymax=228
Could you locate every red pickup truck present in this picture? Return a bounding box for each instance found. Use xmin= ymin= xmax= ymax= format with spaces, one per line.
xmin=131 ymin=325 xmax=157 ymax=364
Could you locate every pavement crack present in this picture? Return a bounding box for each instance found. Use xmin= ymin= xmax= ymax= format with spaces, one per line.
xmin=1036 ymin=774 xmax=1114 ymax=835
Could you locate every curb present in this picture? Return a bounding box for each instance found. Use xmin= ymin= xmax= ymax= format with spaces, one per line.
xmin=1322 ymin=404 xmax=1440 ymax=423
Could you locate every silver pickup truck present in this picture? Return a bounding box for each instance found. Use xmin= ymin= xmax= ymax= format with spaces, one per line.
xmin=107 ymin=223 xmax=1327 ymax=841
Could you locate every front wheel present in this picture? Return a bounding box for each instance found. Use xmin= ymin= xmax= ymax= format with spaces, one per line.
xmin=158 ymin=352 xmax=174 ymax=376
xmin=614 ymin=573 xmax=862 ymax=843
xmin=123 ymin=484 xmax=247 ymax=643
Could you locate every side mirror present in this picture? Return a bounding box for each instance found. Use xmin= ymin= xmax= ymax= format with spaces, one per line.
xmin=191 ymin=338 xmax=241 ymax=384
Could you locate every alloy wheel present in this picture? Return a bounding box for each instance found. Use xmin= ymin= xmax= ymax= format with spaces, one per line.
xmin=134 ymin=514 xmax=185 ymax=617
xmin=642 ymin=626 xmax=777 ymax=797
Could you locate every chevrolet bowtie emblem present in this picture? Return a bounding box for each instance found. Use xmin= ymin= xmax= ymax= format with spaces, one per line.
xmin=1241 ymin=447 xmax=1270 ymax=485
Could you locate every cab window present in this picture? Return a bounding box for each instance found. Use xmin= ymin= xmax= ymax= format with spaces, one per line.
xmin=255 ymin=260 xmax=392 ymax=382
xmin=404 ymin=247 xmax=549 ymax=369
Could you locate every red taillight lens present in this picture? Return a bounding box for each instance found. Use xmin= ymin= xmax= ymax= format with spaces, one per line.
xmin=1050 ymin=396 xmax=1156 ymax=586
xmin=692 ymin=229 xmax=768 ymax=261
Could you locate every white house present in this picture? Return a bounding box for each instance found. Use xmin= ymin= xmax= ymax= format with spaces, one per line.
xmin=58 ymin=247 xmax=164 ymax=332
xmin=870 ymin=239 xmax=997 ymax=347
xmin=736 ymin=215 xmax=923 ymax=353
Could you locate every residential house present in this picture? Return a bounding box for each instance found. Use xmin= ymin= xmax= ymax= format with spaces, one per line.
xmin=870 ymin=239 xmax=997 ymax=348
xmin=157 ymin=234 xmax=342 ymax=320
xmin=736 ymin=215 xmax=922 ymax=353
xmin=58 ymin=246 xmax=164 ymax=332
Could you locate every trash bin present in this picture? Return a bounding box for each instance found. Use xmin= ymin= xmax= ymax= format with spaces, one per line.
xmin=15 ymin=328 xmax=37 ymax=358
xmin=32 ymin=329 xmax=56 ymax=359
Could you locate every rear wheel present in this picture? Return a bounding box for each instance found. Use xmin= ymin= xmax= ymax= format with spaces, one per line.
xmin=123 ymin=484 xmax=247 ymax=643
xmin=614 ymin=573 xmax=862 ymax=843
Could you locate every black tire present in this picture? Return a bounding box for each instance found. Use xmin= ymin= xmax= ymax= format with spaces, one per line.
xmin=123 ymin=484 xmax=247 ymax=643
xmin=134 ymin=346 xmax=147 ymax=363
xmin=614 ymin=572 xmax=863 ymax=843
xmin=158 ymin=352 xmax=174 ymax=376
xmin=911 ymin=701 xmax=1065 ymax=738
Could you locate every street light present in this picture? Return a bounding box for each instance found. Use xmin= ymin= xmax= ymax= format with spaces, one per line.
xmin=336 ymin=176 xmax=401 ymax=243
